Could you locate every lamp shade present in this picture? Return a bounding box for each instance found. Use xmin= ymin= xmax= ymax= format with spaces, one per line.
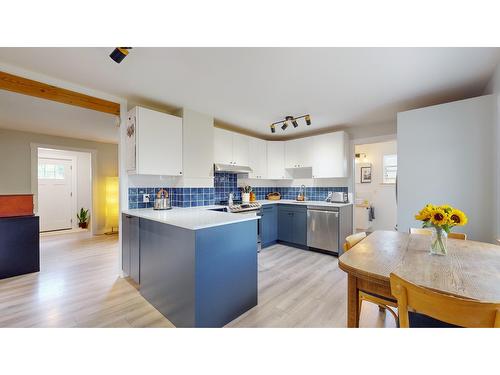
xmin=105 ymin=177 xmax=119 ymax=230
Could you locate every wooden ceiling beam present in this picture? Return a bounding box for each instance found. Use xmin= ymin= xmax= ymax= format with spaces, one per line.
xmin=0 ymin=71 xmax=120 ymax=116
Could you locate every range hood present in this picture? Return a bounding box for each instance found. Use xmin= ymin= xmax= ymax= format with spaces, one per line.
xmin=214 ymin=163 xmax=253 ymax=174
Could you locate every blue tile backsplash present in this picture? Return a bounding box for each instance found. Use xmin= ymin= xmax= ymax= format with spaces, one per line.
xmin=128 ymin=172 xmax=348 ymax=209
xmin=128 ymin=187 xmax=215 ymax=209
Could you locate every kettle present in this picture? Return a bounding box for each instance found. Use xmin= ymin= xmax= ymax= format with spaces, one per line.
xmin=154 ymin=189 xmax=172 ymax=210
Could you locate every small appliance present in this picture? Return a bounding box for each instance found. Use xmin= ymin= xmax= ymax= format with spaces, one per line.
xmin=154 ymin=189 xmax=172 ymax=210
xmin=330 ymin=192 xmax=348 ymax=203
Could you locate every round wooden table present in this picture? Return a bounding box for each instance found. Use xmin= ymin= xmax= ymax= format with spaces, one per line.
xmin=338 ymin=230 xmax=500 ymax=327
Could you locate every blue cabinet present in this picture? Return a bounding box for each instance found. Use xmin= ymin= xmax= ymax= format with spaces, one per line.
xmin=292 ymin=207 xmax=307 ymax=246
xmin=260 ymin=205 xmax=278 ymax=248
xmin=277 ymin=205 xmax=307 ymax=246
xmin=278 ymin=206 xmax=294 ymax=243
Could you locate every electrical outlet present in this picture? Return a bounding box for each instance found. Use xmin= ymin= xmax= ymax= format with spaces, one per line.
xmin=143 ymin=194 xmax=150 ymax=203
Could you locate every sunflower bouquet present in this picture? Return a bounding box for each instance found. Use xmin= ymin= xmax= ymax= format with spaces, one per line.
xmin=414 ymin=204 xmax=468 ymax=255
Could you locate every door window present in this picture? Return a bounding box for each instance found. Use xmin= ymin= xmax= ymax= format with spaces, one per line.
xmin=38 ymin=163 xmax=66 ymax=179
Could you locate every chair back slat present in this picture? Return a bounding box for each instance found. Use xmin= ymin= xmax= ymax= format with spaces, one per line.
xmin=343 ymin=232 xmax=367 ymax=252
xmin=390 ymin=273 xmax=500 ymax=328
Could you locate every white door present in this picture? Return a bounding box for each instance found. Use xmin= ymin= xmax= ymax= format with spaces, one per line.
xmin=38 ymin=158 xmax=74 ymax=232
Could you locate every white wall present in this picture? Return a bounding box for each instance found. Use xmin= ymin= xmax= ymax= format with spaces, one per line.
xmin=0 ymin=128 xmax=118 ymax=234
xmin=38 ymin=148 xmax=92 ymax=229
xmin=483 ymin=63 xmax=500 ymax=242
xmin=354 ymin=140 xmax=397 ymax=231
xmin=397 ymin=95 xmax=496 ymax=243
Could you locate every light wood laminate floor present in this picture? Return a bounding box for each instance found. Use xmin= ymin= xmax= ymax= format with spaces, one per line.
xmin=0 ymin=233 xmax=395 ymax=328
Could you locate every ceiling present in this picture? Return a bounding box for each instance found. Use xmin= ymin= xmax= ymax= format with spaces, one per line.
xmin=0 ymin=89 xmax=118 ymax=143
xmin=0 ymin=47 xmax=499 ymax=140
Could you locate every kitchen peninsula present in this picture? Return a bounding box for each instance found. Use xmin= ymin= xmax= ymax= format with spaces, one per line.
xmin=122 ymin=207 xmax=259 ymax=328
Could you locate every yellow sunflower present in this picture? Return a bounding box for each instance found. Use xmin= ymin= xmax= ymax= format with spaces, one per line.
xmin=415 ymin=204 xmax=433 ymax=221
xmin=439 ymin=204 xmax=453 ymax=213
xmin=429 ymin=208 xmax=449 ymax=226
xmin=449 ymin=209 xmax=468 ymax=226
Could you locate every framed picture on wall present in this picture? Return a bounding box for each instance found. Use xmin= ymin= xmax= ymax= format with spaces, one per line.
xmin=360 ymin=166 xmax=372 ymax=183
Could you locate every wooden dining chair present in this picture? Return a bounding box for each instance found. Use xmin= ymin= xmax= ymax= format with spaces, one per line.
xmin=390 ymin=273 xmax=500 ymax=328
xmin=343 ymin=232 xmax=399 ymax=324
xmin=448 ymin=232 xmax=467 ymax=240
xmin=343 ymin=232 xmax=367 ymax=252
xmin=410 ymin=228 xmax=467 ymax=240
xmin=409 ymin=228 xmax=432 ymax=235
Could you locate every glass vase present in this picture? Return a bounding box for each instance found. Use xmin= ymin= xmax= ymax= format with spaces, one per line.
xmin=430 ymin=227 xmax=448 ymax=255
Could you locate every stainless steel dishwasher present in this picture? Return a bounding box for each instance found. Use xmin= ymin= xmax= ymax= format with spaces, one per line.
xmin=307 ymin=207 xmax=339 ymax=253
xmin=307 ymin=204 xmax=353 ymax=255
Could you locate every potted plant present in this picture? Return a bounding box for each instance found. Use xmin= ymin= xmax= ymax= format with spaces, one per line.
xmin=415 ymin=204 xmax=467 ymax=255
xmin=77 ymin=208 xmax=90 ymax=229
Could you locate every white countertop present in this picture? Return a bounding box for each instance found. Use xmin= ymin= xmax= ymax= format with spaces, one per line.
xmin=123 ymin=199 xmax=351 ymax=230
xmin=122 ymin=206 xmax=259 ymax=231
xmin=257 ymin=199 xmax=352 ymax=208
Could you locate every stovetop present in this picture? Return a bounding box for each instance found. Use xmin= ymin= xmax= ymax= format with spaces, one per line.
xmin=217 ymin=200 xmax=242 ymax=206
xmin=228 ymin=202 xmax=262 ymax=213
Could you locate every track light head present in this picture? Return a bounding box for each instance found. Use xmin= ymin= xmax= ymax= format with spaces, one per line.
xmin=291 ymin=119 xmax=299 ymax=128
xmin=270 ymin=124 xmax=276 ymax=133
xmin=305 ymin=115 xmax=311 ymax=126
xmin=110 ymin=47 xmax=132 ymax=63
xmin=281 ymin=122 xmax=288 ymax=131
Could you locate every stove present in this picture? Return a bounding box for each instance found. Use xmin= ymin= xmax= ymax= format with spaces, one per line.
xmin=228 ymin=202 xmax=262 ymax=213
xmin=217 ymin=199 xmax=242 ymax=206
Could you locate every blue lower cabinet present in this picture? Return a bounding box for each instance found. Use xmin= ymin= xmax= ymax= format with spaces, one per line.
xmin=260 ymin=205 xmax=278 ymax=248
xmin=292 ymin=208 xmax=307 ymax=246
xmin=277 ymin=205 xmax=307 ymax=246
xmin=278 ymin=207 xmax=294 ymax=243
xmin=139 ymin=217 xmax=258 ymax=327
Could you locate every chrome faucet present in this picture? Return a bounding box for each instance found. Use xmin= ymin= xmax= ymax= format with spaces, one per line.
xmin=228 ymin=192 xmax=234 ymax=206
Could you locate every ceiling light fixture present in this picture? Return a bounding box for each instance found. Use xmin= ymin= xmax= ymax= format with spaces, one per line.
xmin=270 ymin=114 xmax=312 ymax=133
xmin=110 ymin=47 xmax=132 ymax=63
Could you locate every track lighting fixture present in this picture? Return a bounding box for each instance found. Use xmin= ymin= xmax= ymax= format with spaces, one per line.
xmin=110 ymin=47 xmax=132 ymax=63
xmin=269 ymin=114 xmax=312 ymax=133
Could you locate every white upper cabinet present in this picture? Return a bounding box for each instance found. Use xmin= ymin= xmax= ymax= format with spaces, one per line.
xmin=232 ymin=132 xmax=250 ymax=166
xmin=126 ymin=106 xmax=183 ymax=176
xmin=214 ymin=128 xmax=233 ymax=164
xmin=285 ymin=137 xmax=313 ymax=168
xmin=311 ymin=131 xmax=349 ymax=178
xmin=214 ymin=128 xmax=250 ymax=166
xmin=267 ymin=141 xmax=289 ymax=179
xmin=248 ymin=137 xmax=267 ymax=179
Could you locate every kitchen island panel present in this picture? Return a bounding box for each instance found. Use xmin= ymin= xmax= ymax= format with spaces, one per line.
xmin=139 ymin=218 xmax=197 ymax=328
xmin=195 ymin=220 xmax=258 ymax=327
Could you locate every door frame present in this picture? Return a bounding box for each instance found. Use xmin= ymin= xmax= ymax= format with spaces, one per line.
xmin=349 ymin=133 xmax=397 ymax=233
xmin=30 ymin=143 xmax=97 ymax=235
xmin=38 ymin=155 xmax=77 ymax=231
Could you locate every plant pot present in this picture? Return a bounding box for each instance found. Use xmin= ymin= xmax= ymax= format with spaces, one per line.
xmin=430 ymin=227 xmax=447 ymax=255
xmin=79 ymin=222 xmax=88 ymax=229
xmin=242 ymin=193 xmax=250 ymax=203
